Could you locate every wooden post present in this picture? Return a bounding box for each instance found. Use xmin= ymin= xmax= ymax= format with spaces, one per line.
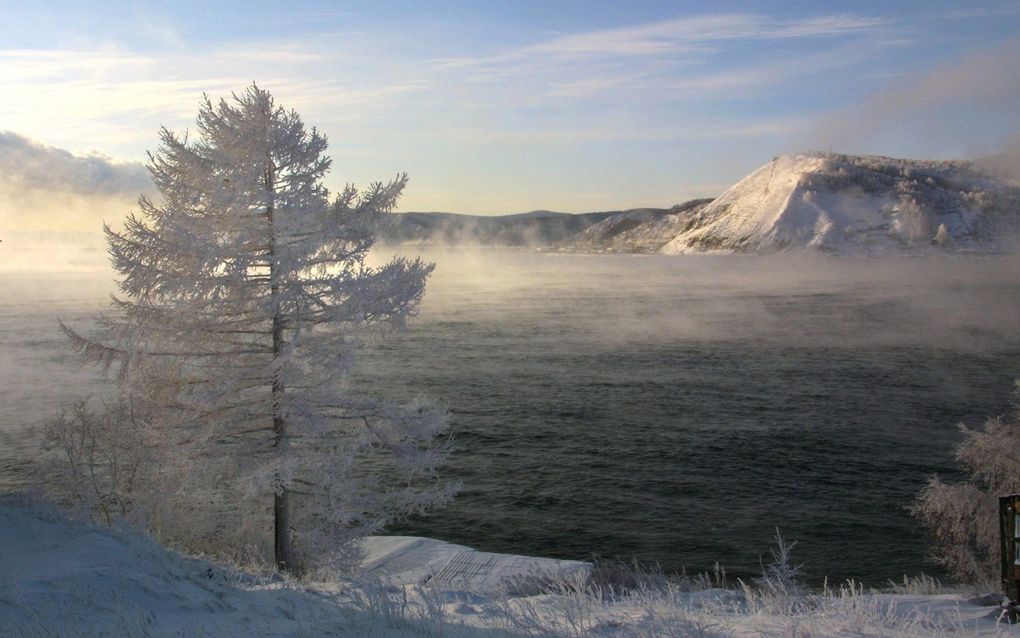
xmin=1000 ymin=494 xmax=1020 ymax=603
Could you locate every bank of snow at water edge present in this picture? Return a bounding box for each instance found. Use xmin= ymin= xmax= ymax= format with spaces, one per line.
xmin=0 ymin=501 xmax=1011 ymax=637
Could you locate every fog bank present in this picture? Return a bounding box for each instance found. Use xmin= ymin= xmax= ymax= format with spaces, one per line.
xmin=373 ymin=248 xmax=1020 ymax=353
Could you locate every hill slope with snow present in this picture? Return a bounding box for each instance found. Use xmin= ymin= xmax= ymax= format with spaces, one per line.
xmin=563 ymin=200 xmax=713 ymax=253
xmin=1 ymin=501 xmax=1013 ymax=637
xmin=661 ymin=152 xmax=1020 ymax=254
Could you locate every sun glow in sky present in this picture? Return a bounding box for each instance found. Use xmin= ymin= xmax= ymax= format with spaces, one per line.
xmin=1 ymin=0 xmax=1019 ymax=268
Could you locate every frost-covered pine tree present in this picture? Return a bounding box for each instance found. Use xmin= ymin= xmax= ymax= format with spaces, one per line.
xmin=65 ymin=85 xmax=456 ymax=573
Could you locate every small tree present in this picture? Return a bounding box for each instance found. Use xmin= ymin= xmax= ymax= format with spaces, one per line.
xmin=933 ymin=222 xmax=951 ymax=247
xmin=894 ymin=196 xmax=932 ymax=244
xmin=912 ymin=384 xmax=1020 ymax=584
xmin=64 ymin=85 xmax=456 ymax=573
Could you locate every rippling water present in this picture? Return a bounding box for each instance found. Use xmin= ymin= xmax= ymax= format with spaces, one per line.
xmin=3 ymin=252 xmax=1019 ymax=585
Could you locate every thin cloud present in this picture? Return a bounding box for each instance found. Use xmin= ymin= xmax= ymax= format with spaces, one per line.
xmin=0 ymin=48 xmax=147 ymax=83
xmin=939 ymin=6 xmax=1020 ymax=20
xmin=0 ymin=12 xmax=897 ymax=155
xmin=659 ymin=43 xmax=875 ymax=96
xmin=766 ymin=15 xmax=888 ymax=38
xmin=976 ymin=131 xmax=1020 ymax=183
xmin=440 ymin=13 xmax=888 ymax=67
xmin=399 ymin=115 xmax=804 ymax=147
xmin=427 ymin=13 xmax=898 ymax=107
xmin=0 ymin=39 xmax=427 ymax=154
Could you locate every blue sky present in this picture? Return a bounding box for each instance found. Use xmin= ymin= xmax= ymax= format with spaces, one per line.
xmin=1 ymin=0 xmax=1019 ymax=216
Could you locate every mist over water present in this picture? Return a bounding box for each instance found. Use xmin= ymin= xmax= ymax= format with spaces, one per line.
xmin=362 ymin=250 xmax=1020 ymax=584
xmin=0 ymin=272 xmax=115 ymax=486
xmin=2 ymin=252 xmax=1019 ymax=585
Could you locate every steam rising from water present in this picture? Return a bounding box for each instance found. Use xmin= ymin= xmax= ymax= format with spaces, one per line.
xmin=803 ymin=39 xmax=1020 ymax=160
xmin=383 ymin=249 xmax=1020 ymax=353
xmin=2 ymin=251 xmax=1019 ymax=582
xmin=0 ymin=131 xmax=151 ymax=272
xmin=0 ymin=132 xmax=150 ymax=198
xmin=976 ymin=131 xmax=1020 ymax=184
xmin=356 ymin=251 xmax=1020 ymax=582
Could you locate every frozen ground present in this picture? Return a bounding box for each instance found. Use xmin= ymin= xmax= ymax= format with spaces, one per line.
xmin=0 ymin=501 xmax=1014 ymax=637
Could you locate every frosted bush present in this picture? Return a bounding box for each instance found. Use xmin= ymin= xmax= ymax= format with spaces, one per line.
xmin=912 ymin=383 xmax=1020 ymax=585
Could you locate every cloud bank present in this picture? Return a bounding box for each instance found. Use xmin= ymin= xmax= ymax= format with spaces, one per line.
xmin=0 ymin=131 xmax=151 ymax=197
xmin=0 ymin=132 xmax=150 ymax=271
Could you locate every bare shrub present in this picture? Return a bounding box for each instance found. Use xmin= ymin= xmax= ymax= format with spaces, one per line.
xmin=41 ymin=399 xmax=150 ymax=526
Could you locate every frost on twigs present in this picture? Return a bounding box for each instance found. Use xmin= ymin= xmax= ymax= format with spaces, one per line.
xmin=737 ymin=529 xmax=808 ymax=616
xmin=59 ymin=84 xmax=456 ymax=574
xmin=754 ymin=529 xmax=805 ymax=599
xmin=911 ymin=382 xmax=1020 ymax=586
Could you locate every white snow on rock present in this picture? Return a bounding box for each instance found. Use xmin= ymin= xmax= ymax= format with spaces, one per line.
xmin=661 ymin=152 xmax=1020 ymax=254
xmin=664 ymin=153 xmax=831 ymax=253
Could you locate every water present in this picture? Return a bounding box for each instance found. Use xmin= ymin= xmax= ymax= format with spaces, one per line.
xmin=2 ymin=253 xmax=1019 ymax=585
xmin=0 ymin=273 xmax=114 ymax=485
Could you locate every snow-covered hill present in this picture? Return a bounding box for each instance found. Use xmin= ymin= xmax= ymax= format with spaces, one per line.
xmin=378 ymin=152 xmax=1020 ymax=256
xmin=564 ymin=201 xmax=713 ymax=253
xmin=661 ymin=152 xmax=1020 ymax=254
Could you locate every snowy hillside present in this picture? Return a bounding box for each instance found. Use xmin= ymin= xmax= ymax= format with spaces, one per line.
xmin=661 ymin=152 xmax=1020 ymax=254
xmin=1 ymin=501 xmax=1014 ymax=637
xmin=375 ymin=151 xmax=1020 ymax=255
xmin=563 ymin=200 xmax=713 ymax=253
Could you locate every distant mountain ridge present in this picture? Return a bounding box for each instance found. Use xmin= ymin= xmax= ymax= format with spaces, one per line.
xmin=378 ymin=151 xmax=1020 ymax=254
xmin=377 ymin=208 xmax=658 ymax=247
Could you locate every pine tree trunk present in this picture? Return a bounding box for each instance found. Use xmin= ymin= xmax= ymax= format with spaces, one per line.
xmin=266 ymin=161 xmax=295 ymax=573
xmin=272 ymin=308 xmax=292 ymax=572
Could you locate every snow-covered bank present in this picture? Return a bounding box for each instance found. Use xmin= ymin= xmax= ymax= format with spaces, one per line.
xmin=361 ymin=536 xmax=590 ymax=595
xmin=0 ymin=502 xmax=1011 ymax=637
xmin=0 ymin=503 xmax=347 ymax=636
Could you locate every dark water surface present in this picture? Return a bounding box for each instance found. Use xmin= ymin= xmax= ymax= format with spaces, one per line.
xmin=357 ymin=252 xmax=1020 ymax=585
xmin=3 ymin=253 xmax=1019 ymax=585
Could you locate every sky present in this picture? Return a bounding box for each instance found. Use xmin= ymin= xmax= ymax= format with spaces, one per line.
xmin=1 ymin=0 xmax=1019 ymax=268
